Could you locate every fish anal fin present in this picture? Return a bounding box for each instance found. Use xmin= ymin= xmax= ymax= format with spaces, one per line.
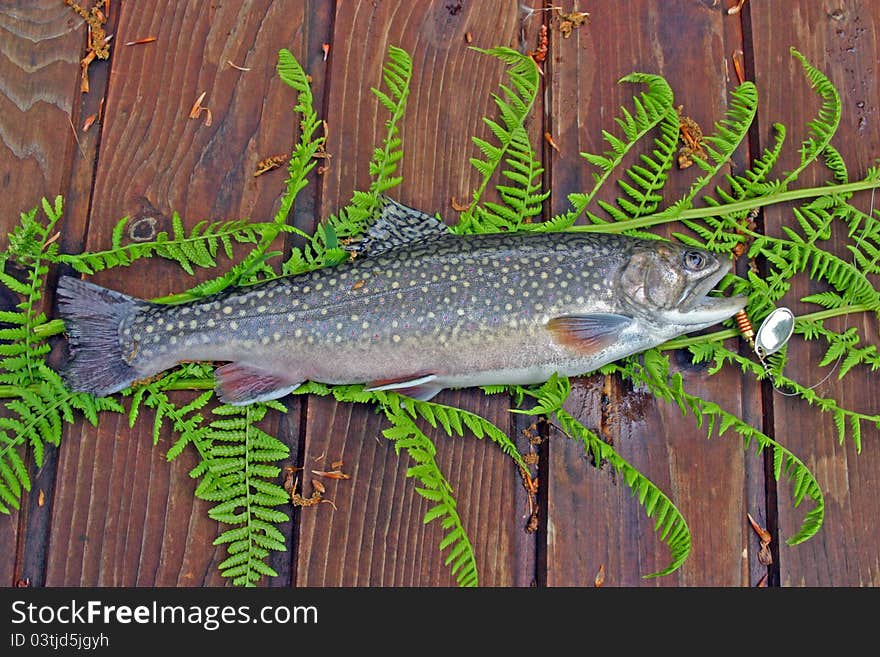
xmin=366 ymin=373 xmax=443 ymax=401
xmin=546 ymin=313 xmax=632 ymax=354
xmin=215 ymin=363 xmax=301 ymax=406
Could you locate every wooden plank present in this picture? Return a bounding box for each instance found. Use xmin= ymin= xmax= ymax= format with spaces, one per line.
xmin=0 ymin=0 xmax=88 ymax=586
xmin=749 ymin=2 xmax=880 ymax=586
xmin=295 ymin=0 xmax=537 ymax=586
xmin=44 ymin=0 xmax=322 ymax=585
xmin=544 ymin=1 xmax=753 ymax=585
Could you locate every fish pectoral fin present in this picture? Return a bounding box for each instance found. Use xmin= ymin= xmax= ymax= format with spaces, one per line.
xmin=365 ymin=373 xmax=443 ymax=401
xmin=215 ymin=363 xmax=302 ymax=406
xmin=546 ymin=313 xmax=633 ymax=353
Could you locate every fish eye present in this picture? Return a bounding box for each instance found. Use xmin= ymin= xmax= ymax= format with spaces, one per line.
xmin=683 ymin=250 xmax=707 ymax=270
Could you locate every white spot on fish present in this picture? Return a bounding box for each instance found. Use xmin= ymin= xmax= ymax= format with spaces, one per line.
xmin=256 ymin=290 xmax=266 ymax=299
xmin=392 ymin=334 xmax=401 ymax=343
xmin=295 ymin=329 xmax=302 ymax=338
xmin=273 ymin=332 xmax=282 ymax=341
xmin=223 ymin=306 xmax=232 ymax=315
xmin=145 ymin=325 xmax=154 ymax=333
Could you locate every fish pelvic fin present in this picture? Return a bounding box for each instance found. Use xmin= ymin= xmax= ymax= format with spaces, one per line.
xmin=56 ymin=276 xmax=147 ymax=397
xmin=546 ymin=313 xmax=633 ymax=354
xmin=366 ymin=373 xmax=443 ymax=401
xmin=215 ymin=362 xmax=302 ymax=405
xmin=343 ymin=196 xmax=449 ymax=258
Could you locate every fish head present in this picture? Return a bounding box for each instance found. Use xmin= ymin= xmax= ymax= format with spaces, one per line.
xmin=618 ymin=241 xmax=747 ymax=332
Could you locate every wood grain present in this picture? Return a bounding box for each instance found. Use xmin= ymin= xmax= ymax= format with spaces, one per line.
xmin=0 ymin=0 xmax=88 ymax=586
xmin=3 ymin=0 xmax=878 ymax=588
xmin=44 ymin=0 xmax=319 ymax=585
xmin=544 ymin=1 xmax=753 ymax=586
xmin=749 ymin=1 xmax=880 ymax=586
xmin=295 ymin=0 xmax=536 ymax=586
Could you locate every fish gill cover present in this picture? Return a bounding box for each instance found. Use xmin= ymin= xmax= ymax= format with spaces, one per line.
xmin=0 ymin=43 xmax=879 ymax=586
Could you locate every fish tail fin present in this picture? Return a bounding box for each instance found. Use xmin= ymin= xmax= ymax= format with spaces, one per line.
xmin=56 ymin=276 xmax=146 ymax=397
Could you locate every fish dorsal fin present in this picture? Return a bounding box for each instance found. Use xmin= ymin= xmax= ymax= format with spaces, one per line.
xmin=344 ymin=196 xmax=450 ymax=257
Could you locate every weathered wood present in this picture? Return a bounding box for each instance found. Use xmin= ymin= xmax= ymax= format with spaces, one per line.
xmin=0 ymin=0 xmax=87 ymax=587
xmin=295 ymin=0 xmax=535 ymax=586
xmin=4 ymin=0 xmax=878 ymax=589
xmin=545 ymin=1 xmax=752 ymax=585
xmin=750 ymin=1 xmax=880 ymax=586
xmin=44 ymin=0 xmax=318 ymax=585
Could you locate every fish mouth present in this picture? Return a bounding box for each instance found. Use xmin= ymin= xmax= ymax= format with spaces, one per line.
xmin=666 ymin=265 xmax=747 ymax=328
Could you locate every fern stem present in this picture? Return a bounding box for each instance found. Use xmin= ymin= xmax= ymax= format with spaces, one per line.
xmin=659 ymin=304 xmax=872 ymax=351
xmin=32 ymin=319 xmax=65 ymax=339
xmin=564 ymin=179 xmax=880 ymax=234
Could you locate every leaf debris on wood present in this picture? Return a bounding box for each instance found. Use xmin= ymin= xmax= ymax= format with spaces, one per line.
xmin=188 ymin=91 xmax=213 ymax=127
xmin=594 ymin=564 xmax=606 ymax=587
xmin=529 ymin=24 xmax=548 ymax=64
xmin=731 ymin=49 xmax=746 ymax=84
xmin=124 ymin=36 xmax=157 ymax=46
xmin=65 ymin=0 xmax=111 ymax=93
xmin=748 ymin=512 xmax=773 ymax=565
xmin=676 ymin=105 xmax=706 ymax=169
xmin=727 ymin=0 xmax=748 ymax=15
xmin=312 ymin=469 xmax=351 ymax=480
xmin=254 ymin=154 xmax=288 ymax=177
xmin=556 ymin=8 xmax=590 ymax=38
xmin=544 ymin=131 xmax=561 ymax=155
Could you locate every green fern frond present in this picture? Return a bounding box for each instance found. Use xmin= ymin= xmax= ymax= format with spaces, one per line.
xmin=470 ymin=123 xmax=549 ymax=232
xmin=677 ymin=82 xmax=758 ymax=209
xmin=554 ymin=407 xmax=691 ymax=577
xmin=615 ymin=349 xmax=825 ymax=546
xmin=345 ymin=45 xmax=412 ymax=227
xmin=204 ymin=402 xmax=290 ymax=586
xmin=382 ymin=403 xmax=479 ymax=587
xmin=58 ymin=217 xmax=274 ymax=277
xmin=563 ymin=73 xmax=676 ymax=229
xmin=276 ymin=48 xmax=325 ymax=227
xmin=456 ymin=47 xmax=541 ymax=234
xmin=0 ymin=204 xmax=125 ymax=513
xmin=783 ymin=48 xmax=841 ymax=187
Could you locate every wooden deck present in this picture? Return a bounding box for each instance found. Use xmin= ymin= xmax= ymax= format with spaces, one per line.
xmin=1 ymin=1 xmax=878 ymax=587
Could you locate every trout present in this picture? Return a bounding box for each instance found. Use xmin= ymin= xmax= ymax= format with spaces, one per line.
xmin=57 ymin=198 xmax=746 ymax=404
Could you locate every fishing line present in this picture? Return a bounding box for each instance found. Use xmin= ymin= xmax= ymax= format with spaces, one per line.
xmin=753 ymin=187 xmax=874 ymax=395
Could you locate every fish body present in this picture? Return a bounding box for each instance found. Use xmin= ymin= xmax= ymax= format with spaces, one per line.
xmin=58 ymin=199 xmax=746 ymax=404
